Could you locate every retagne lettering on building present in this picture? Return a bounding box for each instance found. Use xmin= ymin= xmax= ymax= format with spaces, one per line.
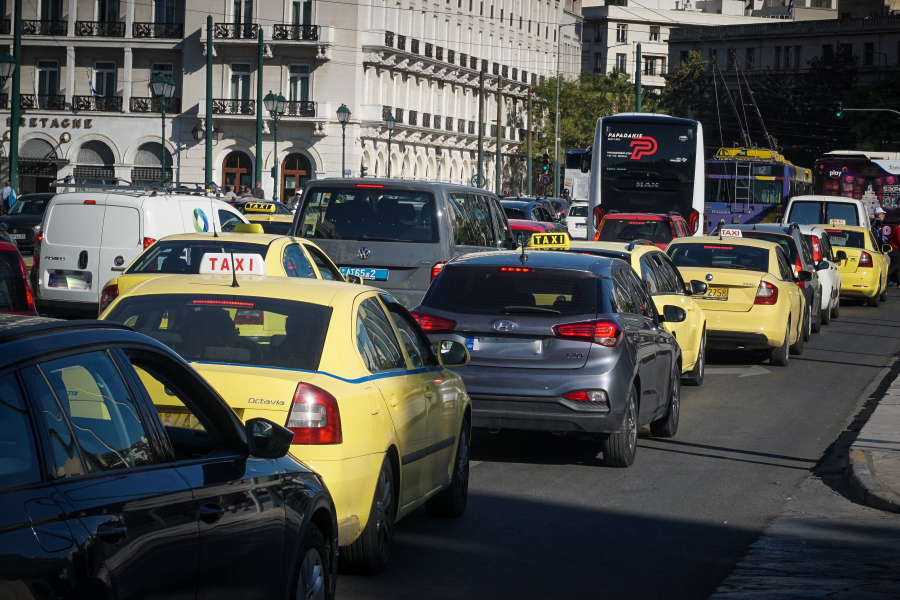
xmin=6 ymin=117 xmax=94 ymax=129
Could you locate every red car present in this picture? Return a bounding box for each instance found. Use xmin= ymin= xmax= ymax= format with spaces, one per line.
xmin=594 ymin=212 xmax=691 ymax=249
xmin=509 ymin=219 xmax=570 ymax=246
xmin=0 ymin=239 xmax=38 ymax=315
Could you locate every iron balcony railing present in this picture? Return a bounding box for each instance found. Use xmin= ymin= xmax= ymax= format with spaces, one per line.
xmin=448 ymin=49 xmax=455 ymax=64
xmin=436 ymin=46 xmax=443 ymax=61
xmin=284 ymin=100 xmax=316 ymax=117
xmin=0 ymin=20 xmax=10 ymax=34
xmin=425 ymin=43 xmax=433 ymax=58
xmin=132 ymin=22 xmax=184 ymax=38
xmin=408 ymin=110 xmax=417 ymax=126
xmin=395 ymin=107 xmax=404 ymax=124
xmin=22 ymin=20 xmax=67 ymax=36
xmin=434 ymin=115 xmax=441 ymax=129
xmin=75 ymin=21 xmax=126 ymax=37
xmin=21 ymin=94 xmax=66 ymax=110
xmin=130 ymin=97 xmax=182 ymax=114
xmin=397 ymin=34 xmax=406 ymax=50
xmin=410 ymin=38 xmax=420 ymax=54
xmin=385 ymin=30 xmax=394 ymax=47
xmin=422 ymin=113 xmax=431 ymax=128
xmin=214 ymin=23 xmax=259 ymax=39
xmin=73 ymin=95 xmax=123 ymax=112
xmin=273 ymin=24 xmax=318 ymax=40
xmin=212 ymin=99 xmax=255 ymax=115
xmin=382 ymin=105 xmax=392 ymax=121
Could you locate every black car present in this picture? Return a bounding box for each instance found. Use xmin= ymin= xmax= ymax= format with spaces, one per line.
xmin=230 ymin=200 xmax=294 ymax=215
xmin=0 ymin=316 xmax=338 ymax=600
xmin=500 ymin=199 xmax=557 ymax=224
xmin=0 ymin=193 xmax=53 ymax=253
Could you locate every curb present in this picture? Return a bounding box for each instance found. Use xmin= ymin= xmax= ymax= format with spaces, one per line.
xmin=846 ymin=448 xmax=900 ymax=513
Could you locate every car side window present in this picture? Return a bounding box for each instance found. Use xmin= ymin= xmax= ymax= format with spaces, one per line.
xmin=868 ymin=231 xmax=881 ymax=252
xmin=218 ymin=210 xmax=242 ymax=233
xmin=639 ymin=256 xmax=661 ymax=294
xmin=819 ymin=235 xmax=834 ymax=261
xmin=385 ymin=304 xmax=437 ymax=368
xmin=305 ymin=245 xmax=342 ymax=280
xmin=356 ymin=297 xmax=407 ymax=372
xmin=487 ymin=197 xmax=510 ymax=249
xmin=0 ymin=373 xmax=42 ymax=488
xmin=467 ymin=194 xmax=494 ymax=247
xmin=798 ymin=235 xmax=815 ymax=266
xmin=37 ymin=352 xmax=156 ymax=474
xmin=626 ymin=268 xmax=658 ymax=320
xmin=776 ymin=248 xmax=793 ymax=280
xmin=283 ymin=245 xmax=317 ymax=279
xmin=611 ymin=270 xmax=637 ymax=314
xmin=654 ymin=254 xmax=687 ymax=294
xmin=447 ymin=193 xmax=476 ymax=246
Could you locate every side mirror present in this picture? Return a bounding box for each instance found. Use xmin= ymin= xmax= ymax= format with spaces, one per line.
xmin=816 ymin=260 xmax=830 ymax=271
xmin=346 ymin=274 xmax=364 ymax=285
xmin=580 ymin=147 xmax=592 ymax=173
xmin=882 ymin=244 xmax=893 ymax=254
xmin=836 ymin=250 xmax=848 ymax=262
xmin=661 ymin=305 xmax=687 ymax=323
xmin=689 ymin=280 xmax=708 ymax=295
xmin=438 ymin=339 xmax=470 ymax=368
xmin=797 ymin=270 xmax=812 ymax=282
xmin=246 ymin=418 xmax=294 ymax=459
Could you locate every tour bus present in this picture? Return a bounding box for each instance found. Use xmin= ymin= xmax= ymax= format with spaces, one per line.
xmin=581 ymin=113 xmax=705 ymax=240
xmin=813 ymin=150 xmax=900 ymax=225
xmin=705 ymin=147 xmax=813 ymax=234
xmin=563 ymin=149 xmax=590 ymax=202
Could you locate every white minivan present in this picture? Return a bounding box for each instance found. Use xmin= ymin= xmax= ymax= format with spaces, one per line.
xmin=782 ymin=195 xmax=870 ymax=227
xmin=32 ymin=191 xmax=247 ymax=317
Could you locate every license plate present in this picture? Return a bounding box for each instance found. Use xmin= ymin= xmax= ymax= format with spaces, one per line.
xmin=575 ymin=223 xmax=585 ymax=228
xmin=339 ymin=267 xmax=389 ymax=281
xmin=48 ymin=273 xmax=92 ymax=290
xmin=9 ymin=233 xmax=25 ymax=240
xmin=703 ymin=287 xmax=728 ymax=300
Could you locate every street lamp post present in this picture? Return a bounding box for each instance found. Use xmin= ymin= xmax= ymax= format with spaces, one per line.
xmin=336 ymin=104 xmax=351 ymax=177
xmin=263 ymin=91 xmax=287 ymax=201
xmin=554 ymin=22 xmax=580 ymax=198
xmin=0 ymin=53 xmax=16 ymax=185
xmin=150 ymin=73 xmax=177 ymax=184
xmin=384 ymin=113 xmax=395 ymax=178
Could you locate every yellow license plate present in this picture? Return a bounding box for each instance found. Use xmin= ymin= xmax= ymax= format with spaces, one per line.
xmin=705 ymin=287 xmax=728 ymax=300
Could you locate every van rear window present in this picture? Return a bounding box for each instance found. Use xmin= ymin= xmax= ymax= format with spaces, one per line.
xmin=788 ymin=201 xmax=860 ymax=226
xmin=127 ymin=241 xmax=270 ymax=274
xmin=300 ymin=187 xmax=438 ymax=243
xmin=568 ymin=205 xmax=588 ymax=217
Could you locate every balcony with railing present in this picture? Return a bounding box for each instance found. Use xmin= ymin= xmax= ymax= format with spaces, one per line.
xmin=212 ymin=99 xmax=255 ymax=115
xmin=434 ymin=115 xmax=441 ymax=129
xmin=435 ymin=46 xmax=443 ymax=61
xmin=425 ymin=43 xmax=432 ymax=58
xmin=397 ymin=34 xmax=406 ymax=51
xmin=502 ymin=65 xmax=509 ymax=78
xmin=422 ymin=113 xmax=431 ymax=128
xmin=395 ymin=107 xmax=404 ymax=124
xmin=410 ymin=38 xmax=419 ymax=54
xmin=130 ymin=97 xmax=182 ymax=114
xmin=284 ymin=100 xmax=316 ymax=117
xmin=273 ymin=24 xmax=319 ymax=40
xmin=0 ymin=20 xmax=9 ymax=34
xmin=408 ymin=110 xmax=417 ymax=126
xmin=73 ymin=96 xmax=123 ymax=112
xmin=448 ymin=49 xmax=455 ymax=64
xmin=23 ymin=20 xmax=67 ymax=36
xmin=133 ymin=22 xmax=184 ymax=38
xmin=382 ymin=105 xmax=393 ymax=121
xmin=21 ymin=94 xmax=66 ymax=110
xmin=75 ymin=21 xmax=125 ymax=37
xmin=214 ymin=23 xmax=259 ymax=39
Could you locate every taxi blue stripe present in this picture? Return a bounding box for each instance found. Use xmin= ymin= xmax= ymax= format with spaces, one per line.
xmin=188 ymin=361 xmax=445 ymax=384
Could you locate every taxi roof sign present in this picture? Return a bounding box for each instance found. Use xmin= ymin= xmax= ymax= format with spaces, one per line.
xmin=243 ymin=202 xmax=276 ymax=213
xmin=719 ymin=228 xmax=742 ymax=238
xmin=529 ymin=232 xmax=569 ymax=250
xmin=199 ymin=253 xmax=267 ymax=275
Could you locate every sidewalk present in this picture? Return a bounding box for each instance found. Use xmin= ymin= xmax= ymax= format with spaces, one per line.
xmin=847 ymin=373 xmax=900 ymax=513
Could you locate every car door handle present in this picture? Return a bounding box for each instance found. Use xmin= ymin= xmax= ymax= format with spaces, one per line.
xmin=96 ymin=521 xmax=127 ymax=544
xmin=199 ymin=503 xmax=226 ymax=524
xmin=424 ymin=385 xmax=433 ymax=399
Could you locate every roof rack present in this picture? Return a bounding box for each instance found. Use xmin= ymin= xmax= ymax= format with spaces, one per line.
xmin=625 ymin=239 xmax=654 ymax=251
xmin=49 ymin=178 xmax=222 ymax=196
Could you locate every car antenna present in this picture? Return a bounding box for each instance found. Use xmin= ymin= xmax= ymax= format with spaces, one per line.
xmin=718 ymin=219 xmax=726 ymax=240
xmin=520 ymin=235 xmax=528 ymax=264
xmin=229 ymin=250 xmax=239 ymax=288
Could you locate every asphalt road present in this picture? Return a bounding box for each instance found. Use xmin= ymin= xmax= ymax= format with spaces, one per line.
xmin=337 ymin=290 xmax=900 ymax=600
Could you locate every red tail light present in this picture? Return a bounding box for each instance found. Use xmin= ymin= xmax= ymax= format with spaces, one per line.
xmin=498 ymin=266 xmax=533 ymax=273
xmin=31 ymin=232 xmax=42 ymax=282
xmin=755 ymin=280 xmax=778 ymax=305
xmin=811 ymin=236 xmax=822 ymax=262
xmin=286 ymin=383 xmax=342 ymax=444
xmin=688 ymin=209 xmax=700 ymax=235
xmin=592 ymin=206 xmax=604 ymax=240
xmin=143 ymin=237 xmax=157 ymax=249
xmin=410 ymin=309 xmax=456 ymax=333
xmin=859 ymin=251 xmax=874 ymax=268
xmin=553 ymin=319 xmax=622 ymax=347
xmin=234 ymin=309 xmax=264 ymax=325
xmin=15 ymin=252 xmax=36 ymax=313
xmin=793 ymin=255 xmax=805 ymax=287
xmin=431 ymin=261 xmax=447 ymax=282
xmin=99 ymin=283 xmax=119 ymax=313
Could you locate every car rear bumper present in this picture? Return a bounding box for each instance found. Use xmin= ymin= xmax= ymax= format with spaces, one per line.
xmin=706 ymin=331 xmax=773 ymax=349
xmin=839 ymin=270 xmax=880 ymax=297
xmin=470 ymin=393 xmax=621 ymax=433
xmin=704 ymin=308 xmax=785 ymax=348
xmin=35 ymin=298 xmax=100 ymax=319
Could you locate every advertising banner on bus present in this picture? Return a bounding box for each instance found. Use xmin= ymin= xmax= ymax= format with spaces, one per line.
xmin=816 ymin=159 xmax=900 ymax=220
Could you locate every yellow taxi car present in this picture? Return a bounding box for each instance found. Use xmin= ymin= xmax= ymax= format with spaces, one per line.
xmin=100 ymin=268 xmax=473 ymax=575
xmin=528 ymin=233 xmax=708 ymax=385
xmin=240 ymin=201 xmax=296 ymax=235
xmin=98 ymin=230 xmax=350 ymax=313
xmin=665 ymin=230 xmax=809 ymax=366
xmin=820 ymin=223 xmax=889 ymax=307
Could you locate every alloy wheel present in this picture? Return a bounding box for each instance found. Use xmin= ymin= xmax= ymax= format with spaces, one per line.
xmin=375 ymin=468 xmax=393 ymax=555
xmin=456 ymin=428 xmax=469 ymax=504
xmin=297 ymin=547 xmax=325 ymax=600
xmin=627 ymin=396 xmax=637 ymax=453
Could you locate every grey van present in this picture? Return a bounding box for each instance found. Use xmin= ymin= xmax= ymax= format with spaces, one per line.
xmin=292 ymin=179 xmax=513 ymax=307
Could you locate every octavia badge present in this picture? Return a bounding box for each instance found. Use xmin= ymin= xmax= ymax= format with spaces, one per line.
xmin=705 ymin=274 xmax=714 ymax=282
xmin=493 ymin=320 xmax=516 ymax=332
xmin=358 ymin=247 xmax=371 ymax=260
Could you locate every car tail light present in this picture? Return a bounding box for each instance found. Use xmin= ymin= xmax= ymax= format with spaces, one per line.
xmin=592 ymin=206 xmax=604 ymax=240
xmin=860 ymin=251 xmax=874 ymax=268
xmin=755 ymin=280 xmax=778 ymax=305
xmin=286 ymin=383 xmax=342 ymax=444
xmin=143 ymin=237 xmax=157 ymax=249
xmin=553 ymin=319 xmax=622 ymax=347
xmin=431 ymin=261 xmax=447 ymax=282
xmin=15 ymin=252 xmax=36 ymax=313
xmin=410 ymin=309 xmax=456 ymax=334
xmin=498 ymin=266 xmax=533 ymax=273
xmin=793 ymin=255 xmax=806 ymax=287
xmin=564 ymin=390 xmax=608 ymax=402
xmin=99 ymin=283 xmax=119 ymax=313
xmin=234 ymin=309 xmax=264 ymax=325
xmin=811 ymin=236 xmax=822 ymax=262
xmin=688 ymin=209 xmax=701 ymax=235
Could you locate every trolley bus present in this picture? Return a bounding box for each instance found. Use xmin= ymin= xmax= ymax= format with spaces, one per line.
xmin=583 ymin=113 xmax=705 ymax=239
xmin=705 ymin=148 xmax=813 ymax=234
xmin=814 ymin=150 xmax=900 ymax=224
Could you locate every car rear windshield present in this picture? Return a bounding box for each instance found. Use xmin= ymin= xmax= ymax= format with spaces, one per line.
xmin=569 ymin=205 xmax=589 ymax=217
xmin=738 ymin=232 xmax=797 ymax=263
xmin=503 ymin=207 xmax=526 ymax=219
xmin=788 ymin=201 xmax=860 ymax=226
xmin=669 ymin=244 xmax=769 ymax=272
xmin=824 ymin=229 xmax=866 ymax=249
xmin=126 ymin=241 xmax=270 ymax=274
xmin=299 ymin=187 xmax=438 ymax=243
xmin=423 ymin=266 xmax=599 ymax=316
xmin=9 ymin=197 xmax=49 ymax=215
xmin=257 ymin=221 xmax=293 ymax=235
xmin=0 ymin=251 xmax=30 ymax=312
xmin=599 ymin=219 xmax=672 ymax=244
xmin=104 ymin=294 xmax=332 ymax=371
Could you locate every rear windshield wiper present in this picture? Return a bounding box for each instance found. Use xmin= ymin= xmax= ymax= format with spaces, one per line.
xmin=502 ymin=306 xmax=561 ymax=314
xmin=359 ymin=235 xmax=414 ymax=242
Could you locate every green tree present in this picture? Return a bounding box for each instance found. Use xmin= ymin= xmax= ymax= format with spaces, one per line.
xmin=661 ymin=50 xmax=710 ymax=119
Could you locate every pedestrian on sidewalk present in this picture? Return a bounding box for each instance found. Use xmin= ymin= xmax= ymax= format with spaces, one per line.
xmin=1 ymin=180 xmax=15 ymax=215
xmin=253 ymin=182 xmax=265 ymax=200
xmin=240 ymin=186 xmax=254 ymax=198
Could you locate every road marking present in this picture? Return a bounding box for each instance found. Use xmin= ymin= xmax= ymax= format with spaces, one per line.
xmin=706 ymin=365 xmax=771 ymax=377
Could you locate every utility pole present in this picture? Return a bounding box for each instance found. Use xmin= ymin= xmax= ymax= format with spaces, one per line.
xmin=255 ymin=28 xmax=264 ymax=187
xmin=205 ymin=15 xmax=213 ymax=187
xmin=526 ymin=87 xmax=533 ymax=196
xmin=635 ymin=43 xmax=642 ymax=113
xmin=9 ymin=0 xmax=21 ymax=190
xmin=477 ymin=70 xmax=485 ymax=188
xmin=495 ymin=76 xmax=502 ymax=194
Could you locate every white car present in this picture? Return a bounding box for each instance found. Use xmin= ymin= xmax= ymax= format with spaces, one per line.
xmin=783 ymin=195 xmax=870 ymax=228
xmin=566 ymin=201 xmax=589 ymax=239
xmin=797 ymin=224 xmax=842 ymax=323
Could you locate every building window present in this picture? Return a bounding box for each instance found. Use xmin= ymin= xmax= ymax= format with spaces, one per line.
xmin=594 ymin=23 xmax=601 ymax=41
xmin=616 ymin=24 xmax=626 ymax=43
xmin=745 ymin=47 xmax=755 ymax=69
xmin=151 ymin=63 xmax=173 ymax=82
xmin=794 ymin=45 xmax=801 ymax=67
xmin=289 ymin=65 xmax=309 ymax=102
xmin=223 ymin=150 xmax=253 ymax=189
xmin=230 ymin=63 xmax=251 ymax=100
xmin=41 ymin=0 xmax=62 ymax=21
xmin=615 ymin=53 xmax=626 ymax=73
xmin=839 ymin=42 xmax=852 ymax=62
xmin=37 ymin=60 xmax=58 ymax=96
xmin=726 ymin=49 xmax=734 ymax=70
xmin=823 ymin=44 xmax=834 ymax=60
xmin=233 ymin=0 xmax=253 ymax=24
xmin=292 ymin=0 xmax=312 ymax=24
xmin=784 ymin=46 xmax=791 ymax=69
xmin=594 ymin=52 xmax=602 ymax=71
xmin=480 ymin=1 xmax=483 ymax=15
xmin=649 ymin=26 xmax=659 ymax=42
xmin=94 ymin=61 xmax=116 ymax=96
xmin=644 ymin=57 xmax=656 ymax=75
xmin=774 ymin=46 xmax=781 ymax=69
xmin=97 ymin=0 xmax=119 ymax=22
xmin=708 ymin=48 xmax=717 ymax=71
xmin=864 ymin=42 xmax=874 ymax=66
xmin=154 ymin=0 xmax=175 ymax=23
xmin=679 ymin=51 xmax=688 ymax=64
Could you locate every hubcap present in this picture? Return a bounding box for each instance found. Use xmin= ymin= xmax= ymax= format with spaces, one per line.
xmin=296 ymin=547 xmax=324 ymax=600
xmin=375 ymin=468 xmax=393 ymax=555
xmin=627 ymin=397 xmax=637 ymax=453
xmin=671 ymin=372 xmax=680 ymax=423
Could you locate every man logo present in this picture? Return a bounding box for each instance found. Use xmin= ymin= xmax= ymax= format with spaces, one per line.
xmin=358 ymin=247 xmax=371 ymax=260
xmin=629 ymin=136 xmax=658 ymax=160
xmin=493 ymin=320 xmax=516 ymax=332
xmin=193 ymin=208 xmax=209 ymax=232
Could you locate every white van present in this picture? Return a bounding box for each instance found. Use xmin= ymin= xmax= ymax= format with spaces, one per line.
xmin=32 ymin=191 xmax=247 ymax=317
xmin=782 ymin=195 xmax=870 ymax=228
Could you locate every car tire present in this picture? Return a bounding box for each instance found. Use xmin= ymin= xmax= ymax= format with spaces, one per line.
xmin=682 ymin=332 xmax=705 ymax=387
xmin=881 ymin=283 xmax=888 ymax=302
xmin=811 ymin=297 xmax=822 ymax=334
xmin=790 ymin=311 xmax=805 ymax=355
xmin=651 ymin=367 xmax=680 ymax=438
xmin=831 ymin=296 xmax=841 ymax=319
xmin=802 ymin=305 xmax=812 ymax=341
xmin=425 ymin=417 xmax=470 ymax=518
xmin=340 ymin=457 xmax=395 ymax=575
xmin=821 ymin=300 xmax=831 ymax=325
xmin=294 ymin=525 xmax=330 ymax=600
xmin=868 ymin=288 xmax=881 ymax=307
xmin=770 ymin=321 xmax=790 ymax=367
xmin=602 ymin=384 xmax=638 ymax=468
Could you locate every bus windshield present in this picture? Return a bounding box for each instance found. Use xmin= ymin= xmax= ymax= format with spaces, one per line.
xmin=601 ymin=122 xmax=697 ymax=184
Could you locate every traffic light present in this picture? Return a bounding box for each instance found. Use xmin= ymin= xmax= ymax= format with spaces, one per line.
xmin=835 ymin=101 xmax=843 ymax=118
xmin=541 ymin=152 xmax=550 ymax=173
xmin=360 ymin=164 xmax=367 ymax=177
